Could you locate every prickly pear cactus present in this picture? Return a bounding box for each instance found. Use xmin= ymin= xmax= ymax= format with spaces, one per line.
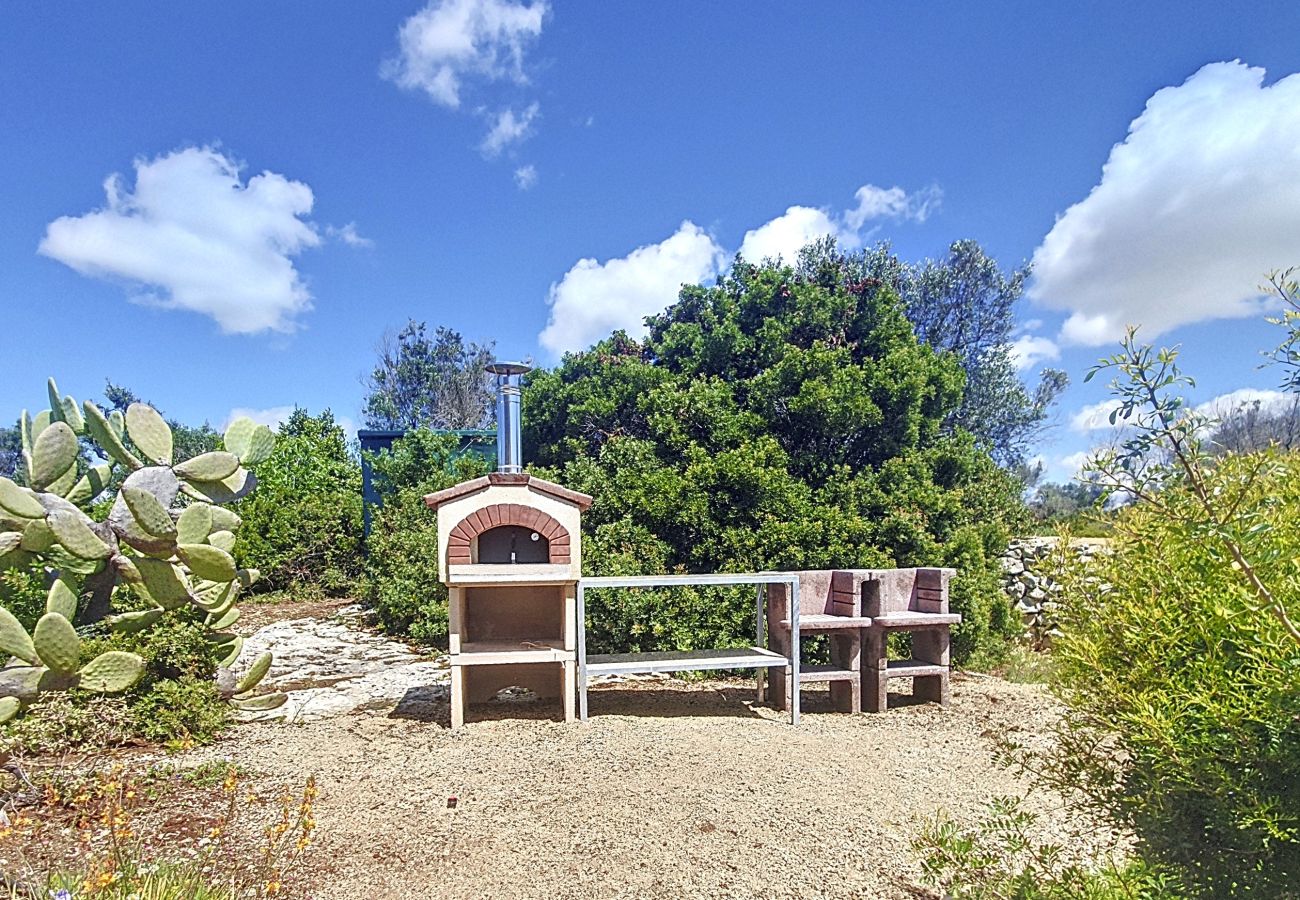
xmin=0 ymin=378 xmax=288 ymax=721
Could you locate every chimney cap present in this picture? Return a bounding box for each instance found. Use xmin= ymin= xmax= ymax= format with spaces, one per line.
xmin=486 ymin=361 xmax=531 ymax=377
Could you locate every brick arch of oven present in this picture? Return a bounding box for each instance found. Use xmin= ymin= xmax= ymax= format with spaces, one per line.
xmin=447 ymin=503 xmax=572 ymax=566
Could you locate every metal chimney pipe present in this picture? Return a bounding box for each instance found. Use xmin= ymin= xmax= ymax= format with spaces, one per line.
xmin=485 ymin=361 xmax=531 ymax=474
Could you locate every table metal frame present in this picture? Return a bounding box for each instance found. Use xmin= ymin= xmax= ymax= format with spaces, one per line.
xmin=576 ymin=572 xmax=802 ymax=725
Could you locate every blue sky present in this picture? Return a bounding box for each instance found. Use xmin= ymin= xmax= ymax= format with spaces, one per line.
xmin=3 ymin=1 xmax=1300 ymax=480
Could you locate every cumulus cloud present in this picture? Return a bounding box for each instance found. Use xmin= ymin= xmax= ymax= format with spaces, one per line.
xmin=736 ymin=183 xmax=941 ymax=265
xmin=39 ymin=146 xmax=320 ymax=334
xmin=226 ymin=405 xmax=297 ymax=431
xmin=382 ymin=0 xmax=547 ymax=108
xmin=541 ymin=181 xmax=941 ymax=353
xmin=844 ymin=183 xmax=941 ymax=230
xmin=737 ymin=206 xmax=852 ymax=265
xmin=226 ymin=405 xmax=357 ymax=440
xmin=514 ymin=164 xmax=538 ymax=190
xmin=480 ymin=102 xmax=539 ymax=157
xmin=1029 ymin=61 xmax=1300 ymax=345
xmin=1010 ymin=335 xmax=1060 ymax=372
xmin=538 ymin=221 xmax=725 ymax=354
xmin=1194 ymin=387 xmax=1290 ymax=418
xmin=1072 ymin=386 xmax=1290 ymax=434
xmin=326 ymin=222 xmax=373 ymax=248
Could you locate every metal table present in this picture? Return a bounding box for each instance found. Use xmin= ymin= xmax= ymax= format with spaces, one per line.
xmin=577 ymin=572 xmax=802 ymax=725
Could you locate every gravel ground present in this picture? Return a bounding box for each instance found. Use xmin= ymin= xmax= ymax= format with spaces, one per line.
xmin=193 ymin=674 xmax=1072 ymax=900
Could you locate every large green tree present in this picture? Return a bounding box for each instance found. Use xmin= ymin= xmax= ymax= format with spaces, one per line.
xmin=856 ymin=239 xmax=1066 ymax=468
xmin=524 ymin=244 xmax=1026 ymax=662
xmin=362 ymin=321 xmax=495 ymax=430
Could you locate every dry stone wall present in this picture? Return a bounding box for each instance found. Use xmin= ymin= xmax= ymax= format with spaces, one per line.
xmin=1000 ymin=537 xmax=1111 ymax=647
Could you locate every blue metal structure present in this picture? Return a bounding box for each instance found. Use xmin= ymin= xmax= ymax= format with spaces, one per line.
xmin=358 ymin=428 xmax=496 ymax=536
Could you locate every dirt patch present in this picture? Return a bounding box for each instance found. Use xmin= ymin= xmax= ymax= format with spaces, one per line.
xmin=237 ymin=595 xmax=358 ymax=632
xmin=190 ymin=674 xmax=1069 ymax=899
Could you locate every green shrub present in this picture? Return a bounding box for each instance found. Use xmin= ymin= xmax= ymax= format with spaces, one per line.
xmin=0 ymin=566 xmax=46 ymax=631
xmin=129 ymin=676 xmax=230 ymax=748
xmin=914 ymin=795 xmax=1178 ymax=898
xmin=363 ymin=429 xmax=490 ymax=644
xmin=232 ymin=408 xmax=365 ymax=596
xmin=0 ymin=693 xmax=135 ymax=757
xmin=1044 ymin=450 xmax=1300 ymax=896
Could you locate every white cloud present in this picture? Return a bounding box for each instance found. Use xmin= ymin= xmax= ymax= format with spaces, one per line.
xmin=382 ymin=0 xmax=547 ymax=109
xmin=514 ymin=164 xmax=538 ymax=190
xmin=480 ymin=102 xmax=539 ymax=157
xmin=226 ymin=405 xmax=297 ymax=431
xmin=39 ymin=147 xmax=320 ymax=335
xmin=737 ymin=206 xmax=851 ymax=265
xmin=737 ymin=183 xmax=941 ymax=265
xmin=1029 ymin=61 xmax=1300 ymax=345
xmin=1055 ymin=451 xmax=1096 ymax=480
xmin=844 ymin=183 xmax=941 ymax=230
xmin=541 ymin=182 xmax=942 ymax=354
xmin=1194 ymin=387 xmax=1290 ymax=418
xmin=225 ymin=405 xmax=357 ymax=439
xmin=1070 ymin=399 xmax=1126 ymax=433
xmin=1072 ymin=386 xmax=1291 ymax=434
xmin=1010 ymin=334 xmax=1060 ymax=372
xmin=326 ymin=222 xmax=373 ymax=248
xmin=538 ymin=221 xmax=725 ymax=354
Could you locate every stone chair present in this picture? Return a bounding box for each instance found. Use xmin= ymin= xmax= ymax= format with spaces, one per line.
xmin=763 ymin=570 xmax=873 ymax=712
xmin=859 ymin=567 xmax=959 ymax=712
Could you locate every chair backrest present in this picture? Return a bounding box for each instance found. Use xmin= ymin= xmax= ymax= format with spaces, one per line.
xmin=858 ymin=567 xmax=955 ymax=616
xmin=767 ymin=570 xmax=855 ymax=620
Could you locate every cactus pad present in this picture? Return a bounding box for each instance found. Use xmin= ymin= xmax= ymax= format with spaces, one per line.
xmin=125 ymin=403 xmax=173 ymax=465
xmin=45 ymin=461 xmax=80 ymax=498
xmin=61 ymin=396 xmax=85 ymax=434
xmin=66 ymin=463 xmax=113 ymax=507
xmin=0 ymin=695 xmax=19 ymax=724
xmin=30 ymin=421 xmax=79 ymax=490
xmin=47 ymin=509 xmax=113 ymax=560
xmin=0 ymin=476 xmax=45 ymax=519
xmin=106 ymin=607 xmax=164 ymax=633
xmin=0 ymin=606 xmax=39 ymax=665
xmin=174 ymin=451 xmax=240 ymax=482
xmin=83 ymin=401 xmax=142 ymax=470
xmin=241 ymin=425 xmax=275 ymax=466
xmin=122 ymin=485 xmax=178 ymax=538
xmin=216 ymin=635 xmax=244 ymax=668
xmin=78 ymin=651 xmax=145 ymax=693
xmin=32 ymin=612 xmax=80 ymax=675
xmin=46 ymin=578 xmax=79 ymax=620
xmin=231 ymin=692 xmax=288 ymax=712
xmin=236 ymin=651 xmax=273 ymax=695
xmin=183 ymin=467 xmax=257 ymax=504
xmin=208 ymin=530 xmax=236 ymax=553
xmin=135 ymin=558 xmax=192 ymax=609
xmin=20 ymin=519 xmax=56 ymax=553
xmin=208 ymin=605 xmax=240 ymax=630
xmin=178 ymin=543 xmax=238 ymax=582
xmin=177 ymin=503 xmax=213 ymax=545
xmin=223 ymin=417 xmax=256 ymax=459
xmin=209 ymin=506 xmax=242 ymax=532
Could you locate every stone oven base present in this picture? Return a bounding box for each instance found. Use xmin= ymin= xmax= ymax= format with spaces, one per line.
xmin=450 ymin=660 xmax=576 ymax=728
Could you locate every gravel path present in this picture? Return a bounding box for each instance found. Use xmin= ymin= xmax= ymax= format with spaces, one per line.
xmin=197 ymin=675 xmax=1067 ymax=899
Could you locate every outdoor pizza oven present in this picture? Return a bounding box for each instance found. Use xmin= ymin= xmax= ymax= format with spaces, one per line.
xmin=424 ymin=362 xmax=591 ymax=729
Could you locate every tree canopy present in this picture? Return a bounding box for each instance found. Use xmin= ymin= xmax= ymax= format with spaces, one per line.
xmin=524 ymin=244 xmax=1025 ymax=662
xmin=362 ymin=321 xmax=495 ymax=430
xmin=856 ymin=239 xmax=1066 ymax=467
